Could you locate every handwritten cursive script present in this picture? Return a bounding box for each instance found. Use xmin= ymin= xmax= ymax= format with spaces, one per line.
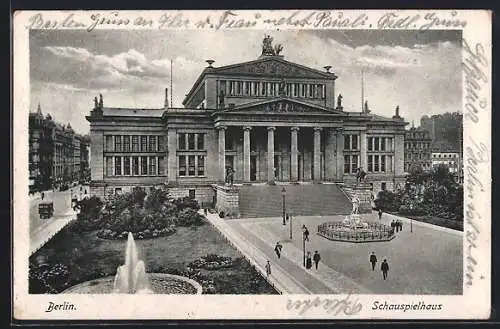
xmin=286 ymin=294 xmax=362 ymax=316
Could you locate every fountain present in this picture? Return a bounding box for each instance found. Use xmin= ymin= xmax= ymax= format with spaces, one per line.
xmin=317 ymin=194 xmax=395 ymax=243
xmin=62 ymin=232 xmax=203 ymax=294
xmin=113 ymin=232 xmax=153 ymax=294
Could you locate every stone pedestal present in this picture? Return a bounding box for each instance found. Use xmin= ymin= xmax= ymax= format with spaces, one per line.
xmin=213 ymin=184 xmax=240 ymax=218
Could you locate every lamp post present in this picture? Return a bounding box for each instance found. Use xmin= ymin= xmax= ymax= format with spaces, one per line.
xmin=289 ymin=213 xmax=293 ymax=240
xmin=302 ymin=230 xmax=306 ymax=267
xmin=281 ymin=187 xmax=286 ymax=225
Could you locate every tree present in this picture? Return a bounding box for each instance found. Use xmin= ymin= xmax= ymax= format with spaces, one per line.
xmin=144 ymin=187 xmax=171 ymax=211
xmin=407 ymin=164 xmax=429 ymax=185
xmin=430 ymin=164 xmax=454 ymax=187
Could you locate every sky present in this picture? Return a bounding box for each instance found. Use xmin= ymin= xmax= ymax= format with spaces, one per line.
xmin=30 ymin=29 xmax=462 ymax=135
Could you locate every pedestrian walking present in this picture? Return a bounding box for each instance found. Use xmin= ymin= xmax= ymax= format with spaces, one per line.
xmin=381 ymin=259 xmax=389 ymax=280
xmin=370 ymin=252 xmax=377 ymax=271
xmin=399 ymin=220 xmax=403 ymax=231
xmin=302 ymin=225 xmax=310 ymax=242
xmin=390 ymin=220 xmax=395 ymax=230
xmin=306 ymin=251 xmax=312 ymax=269
xmin=313 ymin=251 xmax=321 ymax=270
xmin=274 ymin=241 xmax=283 ymax=259
xmin=265 ymin=260 xmax=272 ymax=278
xmin=204 ymin=208 xmax=208 ymax=215
xmin=41 ymin=192 xmax=44 ymax=200
xmin=378 ymin=208 xmax=383 ymax=220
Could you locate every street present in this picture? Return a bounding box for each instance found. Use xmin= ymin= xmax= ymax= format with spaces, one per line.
xmin=30 ymin=184 xmax=89 ymax=234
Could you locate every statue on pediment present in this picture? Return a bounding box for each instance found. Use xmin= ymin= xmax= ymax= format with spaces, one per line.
xmin=337 ymin=94 xmax=343 ymax=109
xmin=364 ymin=100 xmax=370 ymax=114
xmin=274 ymin=44 xmax=283 ymax=55
xmin=262 ymin=35 xmax=276 ymax=56
xmin=94 ymin=97 xmax=98 ymax=109
xmin=99 ymin=94 xmax=103 ymax=108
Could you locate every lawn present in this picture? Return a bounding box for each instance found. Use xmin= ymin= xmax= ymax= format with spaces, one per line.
xmin=29 ymin=219 xmax=278 ymax=295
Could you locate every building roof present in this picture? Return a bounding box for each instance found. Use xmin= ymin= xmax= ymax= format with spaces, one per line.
xmin=431 ymin=141 xmax=459 ymax=153
xmin=183 ymin=55 xmax=337 ymax=106
xmin=102 ymin=107 xmax=164 ymax=118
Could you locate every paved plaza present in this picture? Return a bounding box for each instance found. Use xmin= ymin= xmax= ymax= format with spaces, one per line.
xmin=207 ymin=211 xmax=462 ymax=295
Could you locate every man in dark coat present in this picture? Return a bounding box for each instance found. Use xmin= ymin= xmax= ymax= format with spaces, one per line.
xmin=378 ymin=208 xmax=383 ymax=220
xmin=399 ymin=220 xmax=403 ymax=231
xmin=302 ymin=225 xmax=310 ymax=242
xmin=370 ymin=252 xmax=377 ymax=271
xmin=306 ymin=252 xmax=312 ymax=269
xmin=313 ymin=251 xmax=321 ymax=270
xmin=381 ymin=259 xmax=389 ymax=280
xmin=391 ymin=220 xmax=395 ymax=230
xmin=274 ymin=241 xmax=283 ymax=259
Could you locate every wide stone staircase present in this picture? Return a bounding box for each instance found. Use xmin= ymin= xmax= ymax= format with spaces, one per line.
xmin=238 ymin=183 xmax=352 ymax=218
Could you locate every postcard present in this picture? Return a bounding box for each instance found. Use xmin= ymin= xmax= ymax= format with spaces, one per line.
xmin=12 ymin=9 xmax=491 ymax=320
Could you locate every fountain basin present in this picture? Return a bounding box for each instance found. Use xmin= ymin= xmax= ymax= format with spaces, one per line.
xmin=317 ymin=221 xmax=395 ymax=243
xmin=62 ymin=273 xmax=203 ymax=294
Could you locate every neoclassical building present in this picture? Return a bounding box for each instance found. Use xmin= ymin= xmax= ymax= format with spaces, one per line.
xmin=87 ymin=37 xmax=408 ymax=216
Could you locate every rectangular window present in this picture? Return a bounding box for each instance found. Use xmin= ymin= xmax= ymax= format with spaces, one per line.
xmin=132 ymin=136 xmax=139 ymax=152
xmin=188 ymin=155 xmax=196 ymax=176
xmin=374 ymin=137 xmax=379 ymax=151
xmin=158 ymin=157 xmax=165 ymax=176
xmin=115 ymin=188 xmax=122 ymax=194
xmin=381 ymin=137 xmax=386 ymax=151
xmin=106 ymin=157 xmax=113 ymax=176
xmin=114 ymin=136 xmax=122 ymax=152
xmin=132 ymin=156 xmax=139 ymax=175
xmin=105 ymin=136 xmax=113 ymax=152
xmin=352 ymin=135 xmax=358 ymax=150
xmin=141 ymin=136 xmax=147 ymax=152
xmin=198 ymin=155 xmax=205 ymax=176
xmin=344 ymin=155 xmax=350 ymax=174
xmin=178 ymin=133 xmax=186 ymax=150
xmin=179 ymin=156 xmax=186 ymax=176
xmin=225 ymin=134 xmax=233 ymax=151
xmin=368 ymin=155 xmax=373 ymax=172
xmin=196 ymin=133 xmax=205 ymax=150
xmin=114 ymin=156 xmax=122 ymax=176
xmin=158 ymin=135 xmax=165 ymax=151
xmin=149 ymin=156 xmax=156 ymax=175
xmin=149 ymin=136 xmax=157 ymax=152
xmin=368 ymin=137 xmax=373 ymax=151
xmin=374 ymin=155 xmax=379 ymax=172
xmin=317 ymin=84 xmax=323 ymax=98
xmin=344 ymin=135 xmax=350 ymax=150
xmin=188 ymin=133 xmax=195 ymax=150
xmin=123 ymin=136 xmax=130 ymax=152
xmin=189 ymin=189 xmax=196 ymax=198
xmin=351 ymin=155 xmax=359 ymax=173
xmin=141 ymin=156 xmax=148 ymax=175
xmin=123 ymin=157 xmax=131 ymax=175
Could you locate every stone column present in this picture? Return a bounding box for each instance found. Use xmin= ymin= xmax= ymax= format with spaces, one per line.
xmin=267 ymin=127 xmax=275 ymax=183
xmin=360 ymin=131 xmax=367 ymax=172
xmin=290 ymin=127 xmax=299 ymax=182
xmin=324 ymin=128 xmax=336 ymax=180
xmin=313 ymin=127 xmax=322 ymax=182
xmin=336 ymin=128 xmax=344 ymax=180
xmin=218 ymin=126 xmax=227 ymax=182
xmin=243 ymin=126 xmax=251 ymax=182
xmin=167 ymin=130 xmax=177 ymax=182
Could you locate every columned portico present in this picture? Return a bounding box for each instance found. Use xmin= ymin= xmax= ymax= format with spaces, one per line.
xmin=243 ymin=126 xmax=251 ymax=182
xmin=313 ymin=127 xmax=322 ymax=182
xmin=290 ymin=126 xmax=299 ymax=182
xmin=218 ymin=126 xmax=227 ymax=182
xmin=267 ymin=127 xmax=275 ymax=183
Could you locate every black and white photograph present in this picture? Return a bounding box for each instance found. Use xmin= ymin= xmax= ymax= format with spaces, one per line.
xmin=13 ymin=10 xmax=491 ymax=320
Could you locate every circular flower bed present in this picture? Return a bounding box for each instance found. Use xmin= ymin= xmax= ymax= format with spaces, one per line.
xmin=188 ymin=254 xmax=234 ymax=271
xmin=97 ymin=225 xmax=176 ymax=240
xmin=317 ymin=221 xmax=395 ymax=243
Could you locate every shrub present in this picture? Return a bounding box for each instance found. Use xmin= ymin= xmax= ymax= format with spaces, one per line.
xmin=398 ymin=205 xmax=427 ymax=216
xmin=29 ymin=262 xmax=70 ymax=294
xmin=176 ymin=208 xmax=204 ymax=227
xmin=374 ymin=190 xmax=400 ymax=212
xmin=144 ymin=187 xmax=171 ymax=211
xmin=173 ymin=196 xmax=200 ymax=212
xmin=73 ymin=196 xmax=105 ymax=232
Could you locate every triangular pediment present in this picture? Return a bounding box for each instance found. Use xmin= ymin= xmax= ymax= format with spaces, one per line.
xmin=213 ymin=57 xmax=335 ymax=80
xmin=222 ymin=98 xmax=344 ymax=115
